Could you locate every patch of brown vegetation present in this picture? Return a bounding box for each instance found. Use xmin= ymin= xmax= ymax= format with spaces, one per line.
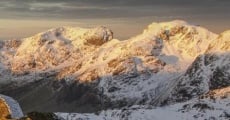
xmin=0 ymin=99 xmax=11 ymax=120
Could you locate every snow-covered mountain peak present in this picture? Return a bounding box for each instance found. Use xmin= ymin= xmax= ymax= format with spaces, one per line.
xmin=10 ymin=26 xmax=113 ymax=74
xmin=139 ymin=20 xmax=218 ymax=68
xmin=16 ymin=26 xmax=113 ymax=54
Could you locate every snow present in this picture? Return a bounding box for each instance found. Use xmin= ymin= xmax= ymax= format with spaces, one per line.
xmin=0 ymin=94 xmax=24 ymax=119
xmin=56 ymin=93 xmax=230 ymax=120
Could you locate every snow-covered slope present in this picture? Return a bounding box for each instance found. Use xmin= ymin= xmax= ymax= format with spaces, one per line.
xmin=57 ymin=88 xmax=230 ymax=120
xmin=167 ymin=31 xmax=230 ymax=104
xmin=57 ymin=91 xmax=230 ymax=120
xmin=0 ymin=20 xmax=229 ymax=120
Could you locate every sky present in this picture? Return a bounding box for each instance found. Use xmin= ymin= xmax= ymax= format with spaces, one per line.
xmin=0 ymin=0 xmax=230 ymax=40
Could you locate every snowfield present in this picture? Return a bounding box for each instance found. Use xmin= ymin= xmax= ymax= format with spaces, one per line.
xmin=56 ymin=95 xmax=230 ymax=120
xmin=57 ymin=87 xmax=230 ymax=120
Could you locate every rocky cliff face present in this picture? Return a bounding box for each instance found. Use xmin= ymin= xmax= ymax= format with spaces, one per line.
xmin=0 ymin=20 xmax=229 ymax=120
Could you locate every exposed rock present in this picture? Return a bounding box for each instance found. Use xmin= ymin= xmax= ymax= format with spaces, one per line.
xmin=83 ymin=26 xmax=113 ymax=46
xmin=19 ymin=112 xmax=59 ymax=120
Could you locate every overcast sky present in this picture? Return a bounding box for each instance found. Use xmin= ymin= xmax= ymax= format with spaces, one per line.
xmin=1 ymin=0 xmax=230 ymax=40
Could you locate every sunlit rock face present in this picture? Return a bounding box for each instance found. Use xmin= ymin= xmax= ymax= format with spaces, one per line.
xmin=83 ymin=26 xmax=113 ymax=46
xmin=0 ymin=94 xmax=23 ymax=119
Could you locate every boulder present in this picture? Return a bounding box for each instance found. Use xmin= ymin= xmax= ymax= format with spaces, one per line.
xmin=0 ymin=94 xmax=24 ymax=119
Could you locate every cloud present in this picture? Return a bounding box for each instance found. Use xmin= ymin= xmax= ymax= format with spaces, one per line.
xmin=28 ymin=0 xmax=230 ymax=7
xmin=0 ymin=0 xmax=229 ymax=19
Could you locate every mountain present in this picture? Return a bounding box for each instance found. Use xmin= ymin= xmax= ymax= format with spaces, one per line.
xmin=0 ymin=20 xmax=229 ymax=120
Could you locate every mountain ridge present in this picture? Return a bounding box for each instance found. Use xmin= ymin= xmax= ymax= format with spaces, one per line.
xmin=0 ymin=20 xmax=229 ymax=120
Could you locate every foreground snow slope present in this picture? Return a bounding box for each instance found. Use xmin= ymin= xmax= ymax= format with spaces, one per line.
xmin=57 ymin=90 xmax=230 ymax=120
